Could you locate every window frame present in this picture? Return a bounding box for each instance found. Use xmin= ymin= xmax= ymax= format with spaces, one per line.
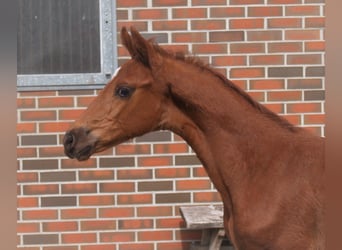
xmin=17 ymin=0 xmax=117 ymax=91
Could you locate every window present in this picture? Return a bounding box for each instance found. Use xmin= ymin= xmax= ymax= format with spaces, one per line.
xmin=17 ymin=0 xmax=117 ymax=91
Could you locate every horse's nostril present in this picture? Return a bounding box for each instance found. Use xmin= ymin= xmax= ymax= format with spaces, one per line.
xmin=64 ymin=132 xmax=75 ymax=146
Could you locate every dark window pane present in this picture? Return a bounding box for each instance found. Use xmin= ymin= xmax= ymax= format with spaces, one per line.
xmin=18 ymin=0 xmax=101 ymax=75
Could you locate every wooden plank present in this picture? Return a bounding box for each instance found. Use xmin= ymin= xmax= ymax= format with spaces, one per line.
xmin=180 ymin=205 xmax=224 ymax=229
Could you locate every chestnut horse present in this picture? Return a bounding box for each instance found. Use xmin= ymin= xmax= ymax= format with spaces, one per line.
xmin=64 ymin=27 xmax=325 ymax=249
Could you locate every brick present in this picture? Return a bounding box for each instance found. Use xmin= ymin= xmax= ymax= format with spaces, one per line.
xmin=38 ymin=97 xmax=74 ymax=108
xmin=99 ymin=207 xmax=134 ymax=218
xmin=230 ymin=43 xmax=265 ymax=54
xmin=305 ymin=41 xmax=325 ymax=52
xmin=22 ymin=159 xmax=58 ymax=170
xmin=250 ymin=55 xmax=284 ymax=65
xmin=138 ymin=181 xmax=173 ymax=191
xmin=100 ymin=182 xmax=135 ymax=193
xmin=286 ymin=5 xmax=321 ymax=16
xmin=153 ymin=143 xmax=189 ymax=154
xmin=59 ymin=109 xmax=85 ymax=121
xmin=305 ymin=17 xmax=325 ymax=28
xmin=172 ymin=32 xmax=207 ymax=43
xmin=268 ymin=42 xmax=302 ymax=53
xmin=40 ymin=171 xmax=76 ymax=182
xmin=119 ymin=243 xmax=154 ymax=250
xmin=230 ymin=18 xmax=264 ymax=29
xmin=304 ymin=90 xmax=325 ymax=101
xmin=267 ymin=91 xmax=302 ymax=102
xmin=21 ymin=135 xmax=57 ymax=146
xmin=268 ymin=18 xmax=302 ymax=28
xmin=153 ymin=0 xmax=187 ymax=6
xmin=117 ymin=21 xmax=148 ymax=33
xmin=287 ymin=54 xmax=322 ymax=65
xmin=17 ymin=198 xmax=36 ymax=209
xmin=81 ymin=220 xmax=116 ymax=231
xmin=285 ymin=30 xmax=321 ymax=40
xmin=230 ymin=0 xmax=264 ymax=4
xmin=282 ymin=115 xmax=301 ymax=125
xmin=192 ymin=167 xmax=209 ymax=177
xmin=117 ymin=169 xmax=153 ymax=180
xmin=288 ymin=79 xmax=323 ymax=89
xmin=287 ymin=103 xmax=322 ymax=113
xmin=191 ymin=20 xmax=226 ymax=30
xmin=17 ymin=122 xmax=36 ymax=133
xmin=79 ymin=195 xmax=115 ymax=206
xmin=304 ymin=114 xmax=325 ymax=124
xmin=117 ymin=194 xmax=153 ymax=205
xmin=210 ymin=7 xmax=245 ymax=18
xmin=155 ymin=193 xmax=191 ymax=203
xmin=248 ymin=6 xmax=283 ymax=17
xmin=247 ymin=30 xmax=283 ymax=41
xmin=119 ymin=219 xmax=154 ymax=230
xmin=250 ymin=79 xmax=285 ymax=90
xmin=17 ymin=98 xmax=35 ymax=109
xmin=133 ymin=9 xmax=168 ymax=20
xmin=17 ymin=172 xmax=38 ymax=183
xmin=81 ymin=244 xmax=117 ymax=250
xmin=193 ymin=191 xmax=222 ymax=202
xmin=41 ymin=196 xmax=77 ymax=207
xmin=175 ymin=155 xmax=201 ymax=165
xmin=263 ymin=103 xmax=285 ymax=114
xmin=209 ymin=31 xmax=245 ymax=42
xmin=173 ymin=8 xmax=207 ymax=19
xmin=115 ymin=144 xmax=151 ymax=155
xmin=192 ymin=0 xmax=226 ymax=5
xmin=155 ymin=168 xmax=190 ymax=178
xmin=61 ymin=158 xmax=97 ymax=169
xmin=306 ymin=66 xmax=325 ymax=77
xmin=153 ymin=20 xmax=188 ymax=31
xmin=17 ymin=222 xmax=40 ymax=233
xmin=137 ymin=206 xmax=173 ymax=217
xmin=117 ymin=9 xmax=128 ymax=20
xmin=176 ymin=179 xmax=211 ymax=190
xmin=23 ymin=234 xmax=58 ymax=245
xmin=212 ymin=55 xmax=246 ymax=67
xmin=23 ymin=184 xmax=59 ymax=195
xmin=192 ymin=43 xmax=228 ymax=54
xmin=43 ymin=221 xmax=78 ymax=232
xmin=62 ymin=233 xmax=97 ymax=244
xmin=23 ymin=209 xmax=58 ymax=220
xmin=39 ymin=122 xmax=71 ymax=133
xmin=100 ymin=232 xmax=135 ymax=243
xmin=58 ymin=90 xmax=95 ymax=96
xmin=79 ymin=170 xmax=114 ymax=181
xmin=117 ymin=0 xmax=146 ymax=7
xmin=138 ymin=230 xmax=173 ymax=241
xmin=62 ymin=183 xmax=97 ymax=194
xmin=61 ymin=208 xmax=97 ymax=219
xmin=45 ymin=247 xmax=78 ymax=250
xmin=268 ymin=0 xmax=301 ymax=3
xmin=20 ymin=91 xmax=56 ymax=97
xmin=138 ymin=156 xmax=173 ymax=167
xmin=230 ymin=68 xmax=265 ymax=78
xmin=268 ymin=67 xmax=303 ymax=77
xmin=100 ymin=157 xmax=135 ymax=168
xmin=157 ymin=242 xmax=192 ymax=250
xmin=77 ymin=96 xmax=96 ymax=107
xmin=21 ymin=110 xmax=56 ymax=121
xmin=156 ymin=218 xmax=185 ymax=228
xmin=175 ymin=229 xmax=202 ymax=240
xmin=38 ymin=146 xmax=65 ymax=157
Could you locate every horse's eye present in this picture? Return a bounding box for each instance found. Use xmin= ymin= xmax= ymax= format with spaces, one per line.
xmin=115 ymin=86 xmax=134 ymax=98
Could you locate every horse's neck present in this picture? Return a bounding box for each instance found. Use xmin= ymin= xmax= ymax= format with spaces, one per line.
xmin=161 ymin=59 xmax=296 ymax=206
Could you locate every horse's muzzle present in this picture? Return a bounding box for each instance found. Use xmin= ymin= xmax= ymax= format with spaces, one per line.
xmin=63 ymin=127 xmax=95 ymax=161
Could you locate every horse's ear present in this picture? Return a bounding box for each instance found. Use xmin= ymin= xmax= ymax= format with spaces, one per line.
xmin=121 ymin=26 xmax=162 ymax=69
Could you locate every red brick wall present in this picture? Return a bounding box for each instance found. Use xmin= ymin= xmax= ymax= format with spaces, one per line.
xmin=17 ymin=1 xmax=325 ymax=249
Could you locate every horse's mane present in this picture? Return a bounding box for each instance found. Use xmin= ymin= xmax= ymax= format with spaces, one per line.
xmin=149 ymin=39 xmax=297 ymax=132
